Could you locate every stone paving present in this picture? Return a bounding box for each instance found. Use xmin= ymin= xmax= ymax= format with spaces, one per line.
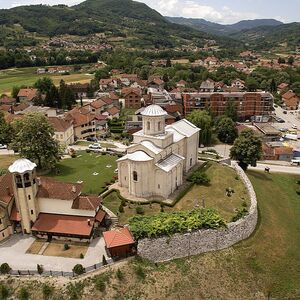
xmin=0 ymin=235 xmax=108 ymax=272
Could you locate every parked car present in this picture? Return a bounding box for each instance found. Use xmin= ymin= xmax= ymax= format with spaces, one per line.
xmin=0 ymin=144 xmax=7 ymax=150
xmin=283 ymin=111 xmax=287 ymax=114
xmin=292 ymin=124 xmax=298 ymax=130
xmin=277 ymin=118 xmax=285 ymax=123
xmin=279 ymin=128 xmax=288 ymax=132
xmin=89 ymin=143 xmax=102 ymax=149
xmin=86 ymin=137 xmax=98 ymax=142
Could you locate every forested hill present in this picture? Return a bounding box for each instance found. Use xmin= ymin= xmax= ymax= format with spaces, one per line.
xmin=230 ymin=22 xmax=300 ymax=50
xmin=0 ymin=0 xmax=240 ymax=49
xmin=166 ymin=17 xmax=282 ymax=36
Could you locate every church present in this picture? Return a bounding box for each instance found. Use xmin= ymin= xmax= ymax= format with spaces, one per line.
xmin=117 ymin=104 xmax=200 ymax=199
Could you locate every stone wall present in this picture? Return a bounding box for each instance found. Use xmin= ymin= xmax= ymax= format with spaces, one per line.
xmin=137 ymin=162 xmax=258 ymax=262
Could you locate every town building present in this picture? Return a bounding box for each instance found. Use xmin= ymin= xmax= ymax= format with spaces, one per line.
xmin=122 ymin=87 xmax=142 ymax=109
xmin=48 ymin=117 xmax=75 ymax=147
xmin=183 ymin=92 xmax=274 ymax=121
xmin=117 ymin=105 xmax=200 ymax=199
xmin=282 ymin=90 xmax=300 ymax=110
xmin=0 ymin=159 xmax=107 ymax=242
xmin=17 ymin=88 xmax=38 ymax=102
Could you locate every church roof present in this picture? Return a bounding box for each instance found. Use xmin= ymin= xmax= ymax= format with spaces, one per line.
xmin=141 ymin=105 xmax=168 ymax=117
xmin=140 ymin=141 xmax=162 ymax=154
xmin=118 ymin=151 xmax=153 ymax=162
xmin=8 ymin=159 xmax=37 ymax=174
xmin=156 ymin=154 xmax=185 ymax=172
xmin=166 ymin=119 xmax=200 ymax=138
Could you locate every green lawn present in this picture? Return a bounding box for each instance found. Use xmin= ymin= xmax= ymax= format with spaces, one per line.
xmin=103 ymin=162 xmax=249 ymax=224
xmin=48 ymin=151 xmax=117 ymax=194
xmin=0 ymin=67 xmax=93 ymax=95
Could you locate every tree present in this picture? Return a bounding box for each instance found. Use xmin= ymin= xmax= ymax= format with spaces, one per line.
xmin=246 ymin=77 xmax=259 ymax=92
xmin=224 ymin=98 xmax=238 ymax=121
xmin=270 ymin=78 xmax=277 ymax=93
xmin=11 ymin=86 xmax=21 ymax=99
xmin=59 ymin=80 xmax=76 ymax=109
xmin=216 ymin=117 xmax=238 ymax=144
xmin=34 ymin=77 xmax=54 ymax=94
xmin=12 ymin=113 xmax=60 ymax=170
xmin=288 ymin=56 xmax=295 ymax=65
xmin=0 ymin=112 xmax=13 ymax=145
xmin=166 ymin=58 xmax=171 ymax=67
xmin=230 ymin=129 xmax=262 ymax=170
xmin=45 ymin=85 xmax=60 ymax=108
xmin=278 ymin=57 xmax=285 ymax=64
xmin=72 ymin=264 xmax=85 ymax=275
xmin=187 ymin=110 xmax=213 ymax=146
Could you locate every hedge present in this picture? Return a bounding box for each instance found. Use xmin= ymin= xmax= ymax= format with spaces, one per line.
xmin=129 ymin=208 xmax=227 ymax=240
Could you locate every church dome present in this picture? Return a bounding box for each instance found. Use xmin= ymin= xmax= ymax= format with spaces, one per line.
xmin=8 ymin=159 xmax=37 ymax=174
xmin=141 ymin=105 xmax=168 ymax=117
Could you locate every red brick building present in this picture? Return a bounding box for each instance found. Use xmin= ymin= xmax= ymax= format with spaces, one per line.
xmin=182 ymin=92 xmax=273 ymax=121
xmin=122 ymin=87 xmax=142 ymax=109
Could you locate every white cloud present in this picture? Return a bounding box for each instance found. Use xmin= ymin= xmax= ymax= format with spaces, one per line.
xmin=137 ymin=0 xmax=260 ymax=24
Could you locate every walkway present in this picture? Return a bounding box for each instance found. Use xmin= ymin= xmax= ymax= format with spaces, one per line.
xmin=0 ymin=235 xmax=108 ymax=272
xmin=249 ymin=163 xmax=300 ymax=175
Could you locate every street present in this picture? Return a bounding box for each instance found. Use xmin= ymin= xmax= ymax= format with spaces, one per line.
xmin=249 ymin=163 xmax=300 ymax=175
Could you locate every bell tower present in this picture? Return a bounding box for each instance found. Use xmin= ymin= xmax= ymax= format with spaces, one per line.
xmin=9 ymin=159 xmax=39 ymax=234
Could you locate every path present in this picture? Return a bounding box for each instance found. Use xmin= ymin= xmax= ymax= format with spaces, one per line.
xmin=249 ymin=163 xmax=300 ymax=175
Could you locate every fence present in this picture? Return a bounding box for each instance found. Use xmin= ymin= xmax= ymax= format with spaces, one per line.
xmin=4 ymin=258 xmax=114 ymax=278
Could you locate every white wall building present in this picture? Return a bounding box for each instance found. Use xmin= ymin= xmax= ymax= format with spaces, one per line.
xmin=117 ymin=105 xmax=200 ymax=199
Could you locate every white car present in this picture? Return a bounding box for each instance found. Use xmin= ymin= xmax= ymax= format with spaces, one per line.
xmin=89 ymin=143 xmax=102 ymax=150
xmin=292 ymin=124 xmax=298 ymax=130
xmin=0 ymin=144 xmax=7 ymax=150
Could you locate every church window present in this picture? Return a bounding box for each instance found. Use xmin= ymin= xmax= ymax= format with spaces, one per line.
xmin=0 ymin=218 xmax=2 ymax=224
xmin=158 ymin=184 xmax=160 ymax=189
xmin=133 ymin=171 xmax=138 ymax=182
xmin=28 ymin=195 xmax=31 ymax=200
xmin=158 ymin=121 xmax=161 ymax=131
xmin=24 ymin=173 xmax=30 ymax=181
xmin=147 ymin=121 xmax=150 ymax=131
xmin=190 ymin=158 xmax=193 ymax=166
xmin=30 ymin=210 xmax=34 ymax=215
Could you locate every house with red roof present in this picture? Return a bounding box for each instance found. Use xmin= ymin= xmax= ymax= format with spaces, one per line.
xmin=103 ymin=227 xmax=135 ymax=258
xmin=282 ymin=90 xmax=300 ymax=110
xmin=17 ymin=88 xmax=38 ymax=102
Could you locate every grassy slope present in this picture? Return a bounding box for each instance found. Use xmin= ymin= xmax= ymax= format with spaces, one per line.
xmin=0 ymin=67 xmax=93 ymax=95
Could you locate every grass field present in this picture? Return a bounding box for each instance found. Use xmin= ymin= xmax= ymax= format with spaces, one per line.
xmin=48 ymin=151 xmax=117 ymax=194
xmin=0 ymin=67 xmax=93 ymax=95
xmin=103 ymin=162 xmax=249 ymax=224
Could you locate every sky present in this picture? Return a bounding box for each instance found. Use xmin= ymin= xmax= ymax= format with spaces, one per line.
xmin=0 ymin=0 xmax=299 ymax=24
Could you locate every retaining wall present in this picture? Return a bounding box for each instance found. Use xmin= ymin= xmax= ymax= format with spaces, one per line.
xmin=137 ymin=162 xmax=258 ymax=262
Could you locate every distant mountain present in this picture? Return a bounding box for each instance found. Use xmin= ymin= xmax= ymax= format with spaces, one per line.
xmin=230 ymin=22 xmax=300 ymax=50
xmin=0 ymin=0 xmax=240 ymax=49
xmin=166 ymin=17 xmax=283 ymax=36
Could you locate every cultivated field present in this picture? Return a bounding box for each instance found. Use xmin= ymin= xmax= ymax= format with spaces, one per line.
xmin=0 ymin=67 xmax=93 ymax=95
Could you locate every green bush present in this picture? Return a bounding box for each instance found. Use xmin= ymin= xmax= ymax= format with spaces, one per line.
xmin=18 ymin=287 xmax=29 ymax=300
xmin=116 ymin=269 xmax=124 ymax=281
xmin=80 ymin=253 xmax=84 ymax=259
xmin=64 ymin=243 xmax=70 ymax=251
xmin=42 ymin=284 xmax=54 ymax=300
xmin=0 ymin=284 xmax=9 ymax=300
xmin=93 ymin=273 xmax=111 ymax=292
xmin=119 ymin=204 xmax=124 ymax=213
xmin=72 ymin=264 xmax=85 ymax=275
xmin=66 ymin=283 xmax=84 ymax=300
xmin=134 ymin=265 xmax=146 ymax=280
xmin=0 ymin=263 xmax=11 ymax=274
xmin=129 ymin=208 xmax=226 ymax=240
xmin=188 ymin=171 xmax=210 ymax=185
xmin=136 ymin=206 xmax=144 ymax=215
xmin=37 ymin=264 xmax=43 ymax=274
xmin=231 ymin=207 xmax=249 ymax=222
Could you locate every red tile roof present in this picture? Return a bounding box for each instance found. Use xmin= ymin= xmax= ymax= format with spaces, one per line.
xmin=72 ymin=195 xmax=101 ymax=210
xmin=0 ymin=173 xmax=14 ymax=205
xmin=48 ymin=117 xmax=72 ymax=132
xmin=95 ymin=209 xmax=106 ymax=223
xmin=10 ymin=204 xmax=21 ymax=221
xmin=103 ymin=227 xmax=135 ymax=248
xmin=17 ymin=88 xmax=38 ymax=101
xmin=106 ymin=106 xmax=120 ymax=116
xmin=65 ymin=107 xmax=95 ymax=127
xmin=89 ymin=99 xmax=106 ymax=109
xmin=37 ymin=177 xmax=82 ymax=201
xmin=32 ymin=213 xmax=94 ymax=237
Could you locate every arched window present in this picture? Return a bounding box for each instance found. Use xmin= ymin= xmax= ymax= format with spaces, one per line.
xmin=158 ymin=121 xmax=161 ymax=131
xmin=24 ymin=173 xmax=30 ymax=181
xmin=16 ymin=175 xmax=22 ymax=188
xmin=147 ymin=121 xmax=150 ymax=131
xmin=133 ymin=171 xmax=138 ymax=182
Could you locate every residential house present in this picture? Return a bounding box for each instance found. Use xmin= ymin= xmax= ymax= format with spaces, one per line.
xmin=84 ymin=99 xmax=107 ymax=114
xmin=17 ymin=88 xmax=38 ymax=102
xmin=48 ymin=117 xmax=74 ymax=147
xmin=277 ymin=83 xmax=289 ymax=94
xmin=231 ymin=79 xmax=245 ymax=90
xmin=102 ymin=106 xmax=120 ymax=120
xmin=16 ymin=105 xmax=57 ymax=117
xmin=147 ymin=77 xmax=164 ymax=89
xmin=176 ymin=80 xmax=187 ymax=88
xmin=282 ymin=91 xmax=300 ymax=110
xmin=99 ymin=78 xmax=118 ymax=91
xmin=68 ymin=83 xmax=90 ymax=99
xmin=0 ymin=96 xmax=16 ymax=105
xmin=263 ymin=143 xmax=294 ymax=162
xmin=122 ymin=87 xmax=142 ymax=109
xmin=200 ymin=79 xmax=215 ymax=92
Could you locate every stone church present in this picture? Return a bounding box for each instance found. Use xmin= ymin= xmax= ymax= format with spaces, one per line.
xmin=117 ymin=104 xmax=200 ymax=199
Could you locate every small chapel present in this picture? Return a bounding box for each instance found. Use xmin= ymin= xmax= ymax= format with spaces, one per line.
xmin=117 ymin=104 xmax=200 ymax=199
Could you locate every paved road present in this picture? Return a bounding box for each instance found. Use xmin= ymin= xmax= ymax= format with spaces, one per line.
xmin=249 ymin=163 xmax=300 ymax=175
xmin=273 ymin=106 xmax=300 ymax=130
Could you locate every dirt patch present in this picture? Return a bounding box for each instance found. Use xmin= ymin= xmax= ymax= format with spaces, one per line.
xmin=26 ymin=240 xmax=45 ymax=254
xmin=42 ymin=241 xmax=89 ymax=258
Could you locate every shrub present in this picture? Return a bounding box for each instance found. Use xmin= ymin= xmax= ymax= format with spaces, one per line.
xmin=129 ymin=208 xmax=226 ymax=240
xmin=102 ymin=255 xmax=108 ymax=266
xmin=93 ymin=273 xmax=111 ymax=292
xmin=231 ymin=207 xmax=249 ymax=222
xmin=66 ymin=283 xmax=84 ymax=300
xmin=72 ymin=264 xmax=85 ymax=275
xmin=134 ymin=265 xmax=146 ymax=280
xmin=121 ymin=199 xmax=126 ymax=207
xmin=188 ymin=171 xmax=210 ymax=185
xmin=37 ymin=264 xmax=43 ymax=274
xmin=116 ymin=269 xmax=124 ymax=281
xmin=136 ymin=206 xmax=144 ymax=215
xmin=80 ymin=253 xmax=84 ymax=259
xmin=18 ymin=287 xmax=29 ymax=300
xmin=42 ymin=284 xmax=53 ymax=300
xmin=119 ymin=204 xmax=124 ymax=213
xmin=160 ymin=204 xmax=164 ymax=212
xmin=0 ymin=284 xmax=9 ymax=300
xmin=64 ymin=243 xmax=70 ymax=251
xmin=0 ymin=263 xmax=11 ymax=274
